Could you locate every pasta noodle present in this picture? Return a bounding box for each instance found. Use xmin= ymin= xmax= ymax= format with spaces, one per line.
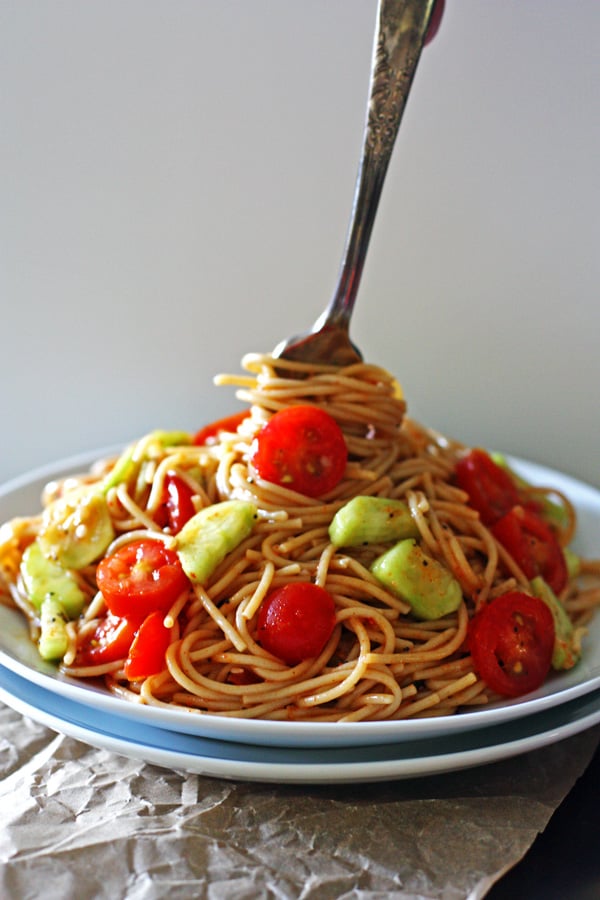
xmin=1 ymin=351 xmax=599 ymax=723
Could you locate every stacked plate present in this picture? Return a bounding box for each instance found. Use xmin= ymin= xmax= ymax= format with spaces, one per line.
xmin=2 ymin=452 xmax=600 ymax=784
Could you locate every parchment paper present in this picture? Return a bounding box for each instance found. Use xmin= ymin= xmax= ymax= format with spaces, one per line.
xmin=1 ymin=702 xmax=598 ymax=900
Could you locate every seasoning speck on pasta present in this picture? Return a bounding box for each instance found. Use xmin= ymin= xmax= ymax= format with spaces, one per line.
xmin=1 ymin=353 xmax=599 ymax=722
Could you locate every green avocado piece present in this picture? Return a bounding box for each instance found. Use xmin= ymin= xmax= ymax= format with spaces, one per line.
xmin=531 ymin=576 xmax=581 ymax=670
xmin=101 ymin=430 xmax=192 ymax=492
xmin=151 ymin=429 xmax=192 ymax=447
xmin=101 ymin=444 xmax=137 ymax=492
xmin=371 ymin=538 xmax=462 ymax=620
xmin=563 ymin=547 xmax=581 ymax=580
xmin=20 ymin=540 xmax=86 ymax=617
xmin=38 ymin=596 xmax=69 ymax=660
xmin=37 ymin=486 xmax=115 ymax=569
xmin=175 ymin=500 xmax=257 ymax=584
xmin=329 ymin=496 xmax=419 ymax=547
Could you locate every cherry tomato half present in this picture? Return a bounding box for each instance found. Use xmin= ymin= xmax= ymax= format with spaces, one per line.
xmin=492 ymin=506 xmax=568 ymax=595
xmin=256 ymin=583 xmax=337 ymax=666
xmin=155 ymin=472 xmax=196 ymax=534
xmin=123 ymin=610 xmax=172 ymax=681
xmin=193 ymin=411 xmax=250 ymax=446
xmin=96 ymin=539 xmax=190 ymax=621
xmin=455 ymin=448 xmax=520 ymax=525
xmin=424 ymin=0 xmax=445 ymax=45
xmin=74 ymin=612 xmax=138 ymax=667
xmin=251 ymin=405 xmax=347 ymax=498
xmin=469 ymin=591 xmax=555 ymax=697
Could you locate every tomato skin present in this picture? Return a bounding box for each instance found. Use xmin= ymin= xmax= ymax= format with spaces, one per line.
xmin=469 ymin=592 xmax=555 ymax=697
xmin=155 ymin=472 xmax=196 ymax=534
xmin=193 ymin=411 xmax=250 ymax=446
xmin=123 ymin=610 xmax=172 ymax=680
xmin=96 ymin=539 xmax=189 ymax=621
xmin=251 ymin=405 xmax=347 ymax=498
xmin=256 ymin=583 xmax=337 ymax=666
xmin=424 ymin=0 xmax=445 ymax=45
xmin=492 ymin=506 xmax=568 ymax=595
xmin=74 ymin=613 xmax=138 ymax=666
xmin=455 ymin=448 xmax=520 ymax=525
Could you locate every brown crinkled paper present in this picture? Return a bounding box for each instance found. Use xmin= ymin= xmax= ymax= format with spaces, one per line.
xmin=1 ymin=702 xmax=598 ymax=900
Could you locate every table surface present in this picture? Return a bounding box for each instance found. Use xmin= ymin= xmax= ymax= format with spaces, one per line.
xmin=2 ymin=693 xmax=599 ymax=900
xmin=489 ymin=739 xmax=600 ymax=899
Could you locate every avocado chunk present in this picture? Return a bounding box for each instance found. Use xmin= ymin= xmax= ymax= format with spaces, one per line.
xmin=20 ymin=540 xmax=86 ymax=617
xmin=371 ymin=538 xmax=462 ymax=620
xmin=329 ymin=496 xmax=419 ymax=547
xmin=37 ymin=486 xmax=115 ymax=569
xmin=38 ymin=596 xmax=69 ymax=660
xmin=175 ymin=500 xmax=257 ymax=584
xmin=20 ymin=540 xmax=87 ymax=662
xmin=531 ymin=576 xmax=581 ymax=670
xmin=563 ymin=547 xmax=581 ymax=580
xmin=101 ymin=444 xmax=137 ymax=492
xmin=101 ymin=430 xmax=192 ymax=492
xmin=37 ymin=430 xmax=193 ymax=568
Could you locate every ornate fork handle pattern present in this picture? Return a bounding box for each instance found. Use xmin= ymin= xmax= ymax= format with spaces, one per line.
xmin=335 ymin=0 xmax=436 ymax=315
xmin=274 ymin=0 xmax=436 ymax=367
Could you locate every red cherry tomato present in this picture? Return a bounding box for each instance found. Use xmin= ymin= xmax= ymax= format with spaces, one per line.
xmin=97 ymin=539 xmax=189 ymax=621
xmin=74 ymin=613 xmax=138 ymax=666
xmin=123 ymin=610 xmax=172 ymax=681
xmin=492 ymin=506 xmax=568 ymax=595
xmin=193 ymin=411 xmax=250 ymax=446
xmin=455 ymin=448 xmax=520 ymax=525
xmin=424 ymin=0 xmax=445 ymax=45
xmin=469 ymin=591 xmax=555 ymax=697
xmin=256 ymin=583 xmax=337 ymax=666
xmin=251 ymin=405 xmax=347 ymax=498
xmin=227 ymin=669 xmax=260 ymax=686
xmin=155 ymin=472 xmax=196 ymax=534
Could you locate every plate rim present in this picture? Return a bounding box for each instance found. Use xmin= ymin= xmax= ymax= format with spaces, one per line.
xmin=2 ymin=661 xmax=600 ymax=783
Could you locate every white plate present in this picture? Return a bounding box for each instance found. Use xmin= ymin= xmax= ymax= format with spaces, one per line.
xmin=1 ymin=450 xmax=600 ymax=749
xmin=2 ymin=661 xmax=600 ymax=783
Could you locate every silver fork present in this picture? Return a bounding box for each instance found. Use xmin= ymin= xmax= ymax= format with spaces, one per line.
xmin=273 ymin=0 xmax=438 ymax=369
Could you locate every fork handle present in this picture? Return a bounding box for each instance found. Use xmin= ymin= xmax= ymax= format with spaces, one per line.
xmin=320 ymin=0 xmax=437 ymax=331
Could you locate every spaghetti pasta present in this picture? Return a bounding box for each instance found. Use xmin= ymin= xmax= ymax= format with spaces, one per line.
xmin=1 ymin=352 xmax=599 ymax=722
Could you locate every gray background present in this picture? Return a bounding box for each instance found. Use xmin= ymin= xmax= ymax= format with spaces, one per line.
xmin=1 ymin=1 xmax=599 ymax=488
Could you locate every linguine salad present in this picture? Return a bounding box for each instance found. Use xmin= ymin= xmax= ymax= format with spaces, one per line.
xmin=1 ymin=353 xmax=599 ymax=723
